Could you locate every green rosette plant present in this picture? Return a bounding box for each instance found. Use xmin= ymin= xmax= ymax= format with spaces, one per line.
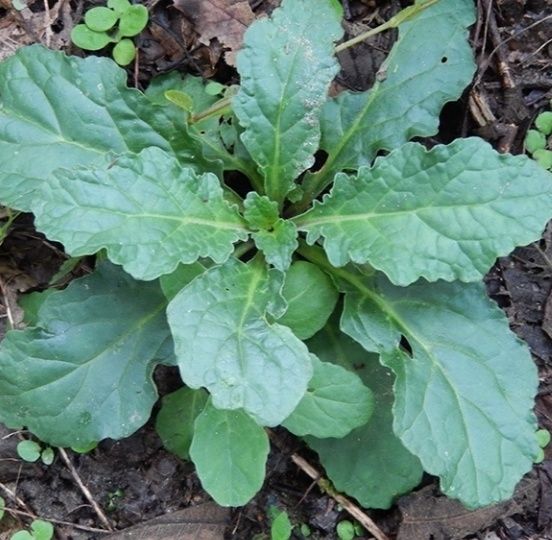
xmin=0 ymin=0 xmax=551 ymax=510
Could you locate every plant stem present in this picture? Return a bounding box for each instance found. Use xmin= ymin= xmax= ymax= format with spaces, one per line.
xmin=233 ymin=240 xmax=255 ymax=260
xmin=190 ymin=96 xmax=232 ymax=124
xmin=335 ymin=0 xmax=440 ymax=53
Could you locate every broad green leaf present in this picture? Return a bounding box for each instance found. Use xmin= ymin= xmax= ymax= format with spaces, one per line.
xmin=282 ymin=355 xmax=373 ymax=438
xmin=0 ymin=263 xmax=169 ymax=447
xmin=296 ymin=138 xmax=552 ymax=285
xmin=277 ymin=261 xmax=338 ymax=339
xmin=233 ymin=0 xmax=344 ymax=203
xmin=340 ymin=270 xmax=540 ymax=508
xmin=159 ymin=262 xmax=207 ymax=301
xmin=166 ymin=258 xmax=313 ymax=426
xmin=155 ymin=387 xmax=208 ymax=460
xmin=32 ymin=147 xmax=248 ymax=281
xmin=0 ymin=45 xmax=213 ymax=211
xmin=307 ymin=0 xmax=475 ymax=188
xmin=306 ymin=323 xmax=423 ymax=509
xmin=19 ymin=289 xmax=56 ymax=326
xmin=190 ymin=400 xmax=269 ymax=506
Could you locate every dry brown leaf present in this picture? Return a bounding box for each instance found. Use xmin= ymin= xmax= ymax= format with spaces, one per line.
xmin=173 ymin=0 xmax=254 ymax=66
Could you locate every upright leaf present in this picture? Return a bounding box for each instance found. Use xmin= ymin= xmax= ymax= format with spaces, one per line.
xmin=33 ymin=147 xmax=249 ymax=281
xmin=304 ymin=0 xmax=475 ymax=195
xmin=0 ymin=45 xmax=213 ymax=211
xmin=282 ymin=355 xmax=374 ymax=438
xmin=339 ymin=269 xmax=540 ymax=508
xmin=190 ymin=400 xmax=269 ymax=506
xmin=306 ymin=324 xmax=423 ymax=509
xmin=0 ymin=263 xmax=169 ymax=447
xmin=166 ymin=259 xmax=313 ymax=426
xmin=234 ymin=0 xmax=344 ymax=203
xmin=295 ymin=138 xmax=552 ymax=285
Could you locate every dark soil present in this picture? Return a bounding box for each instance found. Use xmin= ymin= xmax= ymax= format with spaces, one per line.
xmin=1 ymin=0 xmax=552 ymax=539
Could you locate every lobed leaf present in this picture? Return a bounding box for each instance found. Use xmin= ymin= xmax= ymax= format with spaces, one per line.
xmin=166 ymin=258 xmax=313 ymax=426
xmin=233 ymin=0 xmax=344 ymax=203
xmin=339 ymin=269 xmax=540 ymax=508
xmin=296 ymin=138 xmax=552 ymax=285
xmin=32 ymin=147 xmax=248 ymax=281
xmin=0 ymin=262 xmax=169 ymax=448
xmin=282 ymin=355 xmax=374 ymax=438
xmin=190 ymin=400 xmax=269 ymax=506
xmin=309 ymin=0 xmax=475 ymax=187
xmin=0 ymin=45 xmax=213 ymax=211
xmin=306 ymin=323 xmax=423 ymax=509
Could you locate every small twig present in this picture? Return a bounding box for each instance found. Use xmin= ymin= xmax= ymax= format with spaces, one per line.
xmin=335 ymin=0 xmax=439 ymax=53
xmin=0 ymin=275 xmax=18 ymax=329
xmin=4 ymin=507 xmax=112 ymax=535
xmin=0 ymin=482 xmax=34 ymax=516
xmin=290 ymin=454 xmax=390 ymax=540
xmin=42 ymin=0 xmax=53 ymax=47
xmin=58 ymin=448 xmax=114 ymax=531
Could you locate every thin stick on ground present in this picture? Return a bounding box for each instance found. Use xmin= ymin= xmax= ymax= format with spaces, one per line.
xmin=0 ymin=481 xmax=34 ymax=516
xmin=58 ymin=448 xmax=114 ymax=531
xmin=290 ymin=454 xmax=390 ymax=540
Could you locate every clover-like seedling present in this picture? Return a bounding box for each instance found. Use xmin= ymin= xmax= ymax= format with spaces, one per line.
xmin=10 ymin=520 xmax=54 ymax=540
xmin=16 ymin=440 xmax=55 ymax=465
xmin=525 ymin=105 xmax=552 ymax=170
xmin=71 ymin=0 xmax=148 ymax=66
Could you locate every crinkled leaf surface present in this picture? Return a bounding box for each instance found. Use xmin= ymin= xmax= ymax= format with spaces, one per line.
xmin=0 ymin=262 xmax=169 ymax=447
xmin=155 ymin=387 xmax=208 ymax=460
xmin=312 ymin=0 xmax=475 ymax=184
xmin=282 ymin=355 xmax=373 ymax=438
xmin=277 ymin=261 xmax=338 ymax=339
xmin=306 ymin=323 xmax=423 ymax=508
xmin=166 ymin=258 xmax=313 ymax=426
xmin=0 ymin=45 xmax=212 ymax=211
xmin=252 ymin=221 xmax=298 ymax=272
xmin=190 ymin=400 xmax=269 ymax=506
xmin=296 ymin=138 xmax=552 ymax=285
xmin=233 ymin=0 xmax=343 ymax=203
xmin=339 ymin=268 xmax=540 ymax=508
xmin=33 ymin=147 xmax=248 ymax=281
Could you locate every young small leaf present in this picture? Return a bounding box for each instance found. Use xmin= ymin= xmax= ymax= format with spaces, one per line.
xmin=271 ymin=510 xmax=293 ymax=540
xmin=339 ymin=270 xmax=539 ymax=507
xmin=282 ymin=355 xmax=374 ymax=438
xmin=155 ymin=387 xmax=208 ymax=460
xmin=234 ymin=0 xmax=344 ymax=203
xmin=112 ymin=38 xmax=136 ymax=66
xmin=167 ymin=258 xmax=313 ymax=426
xmin=536 ymin=111 xmax=552 ymax=135
xmin=40 ymin=447 xmax=55 ymax=465
xmin=533 ymin=149 xmax=552 ymax=170
xmin=525 ymin=129 xmax=547 ymax=153
xmin=107 ymin=0 xmax=131 ymax=14
xmin=0 ymin=263 xmax=170 ymax=447
xmin=33 ymin=147 xmax=248 ymax=281
xmin=277 ymin=261 xmax=338 ymax=339
xmin=296 ymin=138 xmax=552 ymax=285
xmin=71 ymin=24 xmax=112 ymax=51
xmin=190 ymin=400 xmax=269 ymax=506
xmin=252 ymin=221 xmax=298 ymax=272
xmin=306 ymin=324 xmax=423 ymax=509
xmin=84 ymin=7 xmax=118 ymax=32
xmin=17 ymin=440 xmax=41 ymax=462
xmin=30 ymin=520 xmax=54 ymax=540
xmin=243 ymin=193 xmax=279 ymax=230
xmin=118 ymin=4 xmax=148 ymax=36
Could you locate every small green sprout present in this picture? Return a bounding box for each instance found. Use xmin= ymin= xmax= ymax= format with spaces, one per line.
xmin=16 ymin=440 xmax=54 ymax=465
xmin=525 ymin=104 xmax=552 ymax=171
xmin=10 ymin=520 xmax=54 ymax=540
xmin=534 ymin=428 xmax=551 ymax=464
xmin=71 ymin=0 xmax=148 ymax=66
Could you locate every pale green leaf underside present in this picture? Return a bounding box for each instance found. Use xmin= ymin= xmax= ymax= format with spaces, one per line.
xmin=297 ymin=138 xmax=552 ymax=285
xmin=318 ymin=0 xmax=476 ymax=176
xmin=166 ymin=259 xmax=313 ymax=426
xmin=190 ymin=400 xmax=269 ymax=506
xmin=277 ymin=261 xmax=338 ymax=340
xmin=32 ymin=147 xmax=248 ymax=281
xmin=234 ymin=0 xmax=343 ymax=202
xmin=282 ymin=355 xmax=374 ymax=438
xmin=341 ymin=273 xmax=539 ymax=507
xmin=155 ymin=387 xmax=208 ymax=460
xmin=306 ymin=323 xmax=423 ymax=509
xmin=0 ymin=45 xmax=211 ymax=211
xmin=0 ymin=263 xmax=169 ymax=448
